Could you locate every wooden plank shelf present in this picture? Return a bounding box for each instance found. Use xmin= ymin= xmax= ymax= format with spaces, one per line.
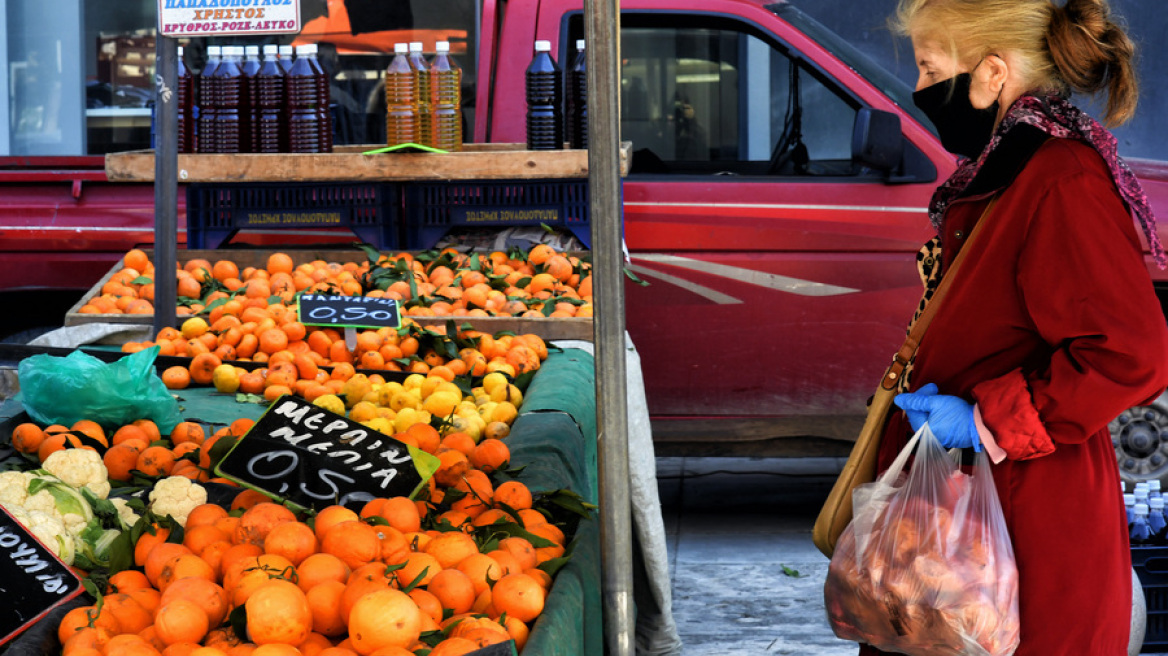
xmin=105 ymin=142 xmax=632 ymax=183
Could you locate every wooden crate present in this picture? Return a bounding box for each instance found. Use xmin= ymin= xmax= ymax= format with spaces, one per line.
xmin=65 ymin=248 xmax=594 ymax=343
xmin=105 ymin=143 xmax=632 ymax=183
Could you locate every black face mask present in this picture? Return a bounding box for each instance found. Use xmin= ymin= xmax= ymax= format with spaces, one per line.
xmin=912 ymin=72 xmax=999 ymax=160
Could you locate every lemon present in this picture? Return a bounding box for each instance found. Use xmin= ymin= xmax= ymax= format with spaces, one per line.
xmin=313 ymin=394 xmax=346 ymax=416
xmin=491 ymin=401 xmax=519 ymax=425
xmin=212 ymin=364 xmax=240 ymax=394
xmin=403 ymin=373 xmax=426 ymax=391
xmin=422 ymin=391 xmax=461 ymax=419
xmin=362 ymin=417 xmax=395 ymax=436
xmin=181 ymin=317 xmax=209 ymax=340
xmin=507 ymin=384 xmax=524 ymax=406
xmin=390 ymin=390 xmax=421 ymax=412
xmin=482 ymin=372 xmax=509 ymax=395
xmin=349 ymin=401 xmax=380 ymax=424
xmin=340 ymin=374 xmax=372 ymax=409
xmin=394 ymin=407 xmax=422 ymax=433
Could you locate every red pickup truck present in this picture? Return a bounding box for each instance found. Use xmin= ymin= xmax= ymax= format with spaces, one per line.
xmin=3 ymin=0 xmax=1168 ymax=480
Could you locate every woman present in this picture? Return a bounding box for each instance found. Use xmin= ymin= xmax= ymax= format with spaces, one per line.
xmin=864 ymin=0 xmax=1168 ymax=653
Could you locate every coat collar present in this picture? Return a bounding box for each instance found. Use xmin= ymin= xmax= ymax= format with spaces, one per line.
xmin=957 ymin=123 xmax=1050 ymax=199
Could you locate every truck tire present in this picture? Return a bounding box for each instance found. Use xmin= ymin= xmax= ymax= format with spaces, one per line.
xmin=1112 ymin=389 xmax=1168 ymax=484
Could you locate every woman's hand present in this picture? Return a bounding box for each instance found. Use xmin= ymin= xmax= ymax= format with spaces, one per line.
xmin=894 ymin=383 xmax=982 ymax=451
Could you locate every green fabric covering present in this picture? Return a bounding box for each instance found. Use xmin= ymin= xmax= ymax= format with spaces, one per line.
xmin=522 ymin=348 xmax=597 ymax=441
xmin=519 ymin=348 xmax=598 ymax=504
xmin=509 ymin=347 xmax=603 ymax=656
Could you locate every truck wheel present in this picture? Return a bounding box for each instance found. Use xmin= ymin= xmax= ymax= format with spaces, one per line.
xmin=1112 ymin=389 xmax=1168 ymax=484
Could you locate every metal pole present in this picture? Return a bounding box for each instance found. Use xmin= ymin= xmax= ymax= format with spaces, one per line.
xmin=584 ymin=1 xmax=634 ymax=655
xmin=153 ymin=35 xmax=178 ymax=337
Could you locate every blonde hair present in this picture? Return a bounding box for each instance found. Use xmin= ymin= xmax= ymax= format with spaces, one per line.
xmin=893 ymin=0 xmax=1138 ymax=126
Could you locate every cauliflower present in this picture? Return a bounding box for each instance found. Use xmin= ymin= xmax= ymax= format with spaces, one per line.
xmin=4 ymin=505 xmax=75 ymax=565
xmin=0 ymin=471 xmax=31 ymax=507
xmin=110 ymin=498 xmax=141 ymax=529
xmin=42 ymin=449 xmax=111 ymax=500
xmin=148 ymin=477 xmax=207 ymax=526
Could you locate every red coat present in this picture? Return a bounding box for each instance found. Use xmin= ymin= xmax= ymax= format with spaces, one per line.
xmin=860 ymin=129 xmax=1168 ymax=656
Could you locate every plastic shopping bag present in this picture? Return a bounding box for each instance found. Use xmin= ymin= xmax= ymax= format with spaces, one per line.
xmin=18 ymin=346 xmax=183 ymax=434
xmin=824 ymin=425 xmax=1020 ymax=656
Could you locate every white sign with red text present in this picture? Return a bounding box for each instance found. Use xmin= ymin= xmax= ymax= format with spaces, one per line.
xmin=158 ymin=0 xmax=300 ymax=37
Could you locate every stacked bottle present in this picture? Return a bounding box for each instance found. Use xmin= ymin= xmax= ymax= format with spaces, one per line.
xmin=1126 ymin=493 xmax=1137 ymax=525
xmin=197 ymin=46 xmax=222 ymax=153
xmin=408 ymin=42 xmax=431 ymax=148
xmin=566 ymin=39 xmax=588 ymax=149
xmin=1151 ymin=496 xmax=1168 ymax=544
xmin=242 ymin=45 xmax=262 ymax=153
xmin=526 ymin=40 xmax=563 ymax=150
xmin=1133 ymin=502 xmax=1154 ymax=545
xmin=256 ymin=45 xmax=286 ymax=153
xmin=287 ymin=44 xmax=322 ymax=153
xmin=385 ymin=43 xmax=420 ymax=148
xmin=299 ymin=44 xmax=333 ymax=152
xmin=429 ymin=41 xmax=462 ymax=151
xmin=214 ymin=46 xmax=246 ymax=154
xmin=278 ymin=45 xmax=294 ymax=73
xmin=177 ymin=46 xmax=194 ymax=153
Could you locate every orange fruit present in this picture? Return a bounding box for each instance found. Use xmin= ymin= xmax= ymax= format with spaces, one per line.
xmin=104 ymin=443 xmax=144 ymax=482
xmin=144 ymin=542 xmax=193 ymax=588
xmin=305 ymin=579 xmax=347 ymax=638
xmin=156 ymin=552 xmax=216 ymax=591
xmin=263 ymin=520 xmax=318 ymax=566
xmin=235 ymin=502 xmax=298 ymax=546
xmin=154 ymin=599 xmax=211 ymax=646
xmin=312 ymin=505 xmax=360 ymax=541
xmin=426 ymin=568 xmax=475 ymax=616
xmin=295 ymin=552 xmax=351 ymax=593
xmin=320 ymin=520 xmax=381 ymax=570
xmin=493 ymin=480 xmax=533 ymax=511
xmin=491 ymin=573 xmax=546 ymax=622
xmin=171 ymin=421 xmax=207 ymax=446
xmin=10 ymin=423 xmax=45 ymax=454
xmin=161 ymin=577 xmax=230 ymax=627
xmin=189 ymin=352 xmax=222 ymax=385
xmin=246 ymin=579 xmax=312 ymax=646
xmin=347 ymin=589 xmax=422 ymax=654
xmin=373 ymin=497 xmax=422 ymax=535
xmin=423 ymin=532 xmax=479 ymax=570
xmin=454 ymin=553 xmax=504 ymax=597
xmin=136 ymin=445 xmax=177 ymax=477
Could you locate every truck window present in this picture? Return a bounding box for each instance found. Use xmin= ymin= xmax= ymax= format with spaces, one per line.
xmin=569 ymin=14 xmax=859 ymax=177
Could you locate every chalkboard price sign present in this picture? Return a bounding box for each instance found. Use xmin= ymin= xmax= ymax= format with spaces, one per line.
xmin=298 ymin=294 xmax=401 ymax=329
xmin=0 ymin=506 xmax=83 ymax=646
xmin=215 ymin=395 xmax=437 ymax=510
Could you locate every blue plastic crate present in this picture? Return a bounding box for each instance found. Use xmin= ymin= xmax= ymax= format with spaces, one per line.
xmin=401 ymin=178 xmax=591 ymax=249
xmin=185 ymin=181 xmax=399 ymax=250
xmin=1133 ymin=544 xmax=1168 ymax=652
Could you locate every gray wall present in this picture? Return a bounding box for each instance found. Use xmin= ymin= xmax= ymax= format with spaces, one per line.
xmin=789 ymin=0 xmax=1166 ymax=160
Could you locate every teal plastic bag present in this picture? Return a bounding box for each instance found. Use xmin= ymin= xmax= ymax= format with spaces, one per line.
xmin=17 ymin=346 xmax=183 ymax=434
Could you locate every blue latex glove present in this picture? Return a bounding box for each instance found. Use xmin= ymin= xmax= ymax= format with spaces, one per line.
xmin=893 ymin=383 xmax=982 ymax=451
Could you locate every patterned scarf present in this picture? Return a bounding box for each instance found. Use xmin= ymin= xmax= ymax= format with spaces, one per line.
xmin=927 ymin=92 xmax=1166 ymax=267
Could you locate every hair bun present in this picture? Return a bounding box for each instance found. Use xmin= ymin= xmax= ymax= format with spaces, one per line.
xmin=1046 ymin=0 xmax=1136 ymax=124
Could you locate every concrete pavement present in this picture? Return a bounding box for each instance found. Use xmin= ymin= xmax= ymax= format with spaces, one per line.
xmin=657 ymin=456 xmax=1168 ymax=655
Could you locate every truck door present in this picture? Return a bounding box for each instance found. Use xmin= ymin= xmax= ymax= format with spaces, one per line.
xmin=561 ymin=7 xmax=953 ymax=453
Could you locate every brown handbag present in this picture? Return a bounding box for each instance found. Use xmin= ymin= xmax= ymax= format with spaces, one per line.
xmin=812 ymin=197 xmax=999 ymax=558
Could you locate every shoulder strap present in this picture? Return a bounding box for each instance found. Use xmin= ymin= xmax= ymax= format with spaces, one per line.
xmin=881 ymin=196 xmax=1000 ymax=390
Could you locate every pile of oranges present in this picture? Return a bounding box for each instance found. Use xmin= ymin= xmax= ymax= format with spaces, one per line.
xmin=51 ymin=408 xmax=575 ymax=656
xmin=10 ymin=416 xmax=255 ymax=485
xmin=59 ymin=486 xmax=563 ymax=655
xmin=135 ymin=314 xmax=549 ymax=409
xmin=77 ymin=245 xmax=592 ymax=321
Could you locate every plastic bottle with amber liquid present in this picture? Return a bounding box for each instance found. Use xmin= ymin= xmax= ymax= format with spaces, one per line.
xmin=197 ymin=45 xmax=222 ymax=153
xmin=214 ymin=46 xmax=246 ymax=153
xmin=286 ymin=44 xmax=321 ymax=153
xmin=177 ymin=46 xmax=194 ymax=153
xmin=385 ymin=43 xmax=420 ymax=147
xmin=242 ymin=45 xmax=262 ymax=153
xmin=566 ymin=39 xmax=588 ymax=149
xmin=429 ymin=40 xmax=462 ymax=151
xmin=408 ymin=42 xmax=431 ymax=147
xmin=256 ymin=45 xmax=286 ymax=153
xmin=526 ymin=40 xmax=563 ymax=150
